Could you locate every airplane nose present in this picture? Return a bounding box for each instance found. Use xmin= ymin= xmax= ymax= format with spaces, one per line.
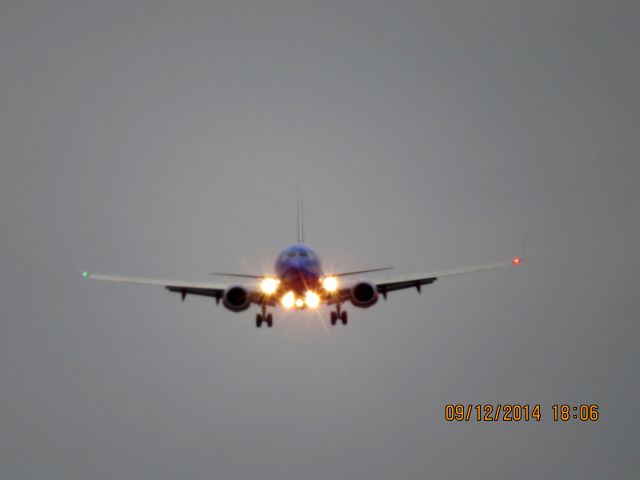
xmin=290 ymin=257 xmax=305 ymax=268
xmin=281 ymin=265 xmax=318 ymax=291
xmin=282 ymin=266 xmax=304 ymax=282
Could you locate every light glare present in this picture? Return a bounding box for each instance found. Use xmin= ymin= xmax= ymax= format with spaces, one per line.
xmin=260 ymin=277 xmax=279 ymax=294
xmin=281 ymin=291 xmax=295 ymax=308
xmin=305 ymin=291 xmax=320 ymax=308
xmin=322 ymin=276 xmax=338 ymax=292
xmin=295 ymin=298 xmax=304 ymax=308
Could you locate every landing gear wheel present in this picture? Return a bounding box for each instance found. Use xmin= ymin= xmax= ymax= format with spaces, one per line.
xmin=266 ymin=313 xmax=273 ymax=328
xmin=330 ymin=311 xmax=337 ymax=326
xmin=340 ymin=311 xmax=348 ymax=325
xmin=256 ymin=313 xmax=263 ymax=328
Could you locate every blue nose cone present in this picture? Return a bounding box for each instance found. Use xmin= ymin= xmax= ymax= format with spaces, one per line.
xmin=275 ymin=244 xmax=323 ymax=292
xmin=288 ymin=256 xmax=308 ymax=269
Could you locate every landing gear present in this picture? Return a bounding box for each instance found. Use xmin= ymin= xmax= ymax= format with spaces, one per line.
xmin=256 ymin=305 xmax=273 ymax=328
xmin=330 ymin=304 xmax=348 ymax=326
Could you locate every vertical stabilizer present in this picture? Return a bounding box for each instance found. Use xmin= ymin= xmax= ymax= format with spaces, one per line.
xmin=297 ymin=185 xmax=304 ymax=243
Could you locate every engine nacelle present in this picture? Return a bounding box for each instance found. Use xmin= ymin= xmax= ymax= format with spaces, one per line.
xmin=223 ymin=286 xmax=251 ymax=312
xmin=349 ymin=282 xmax=379 ymax=308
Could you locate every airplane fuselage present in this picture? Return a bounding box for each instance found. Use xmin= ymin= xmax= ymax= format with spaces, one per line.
xmin=274 ymin=243 xmax=323 ymax=296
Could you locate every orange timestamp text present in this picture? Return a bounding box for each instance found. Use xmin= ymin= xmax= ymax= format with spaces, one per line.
xmin=444 ymin=404 xmax=600 ymax=422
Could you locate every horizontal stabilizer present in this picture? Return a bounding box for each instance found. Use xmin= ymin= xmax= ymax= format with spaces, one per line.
xmin=332 ymin=267 xmax=394 ymax=277
xmin=210 ymin=272 xmax=266 ymax=279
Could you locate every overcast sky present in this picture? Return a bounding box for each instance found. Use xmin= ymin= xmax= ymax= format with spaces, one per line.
xmin=1 ymin=1 xmax=639 ymax=478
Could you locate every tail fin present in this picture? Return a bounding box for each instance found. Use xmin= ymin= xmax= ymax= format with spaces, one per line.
xmin=297 ymin=184 xmax=304 ymax=243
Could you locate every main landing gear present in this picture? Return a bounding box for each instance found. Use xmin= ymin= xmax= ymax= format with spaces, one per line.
xmin=330 ymin=304 xmax=348 ymax=326
xmin=256 ymin=304 xmax=273 ymax=328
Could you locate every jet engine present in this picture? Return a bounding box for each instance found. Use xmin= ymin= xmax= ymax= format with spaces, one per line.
xmin=223 ymin=286 xmax=251 ymax=312
xmin=349 ymin=282 xmax=379 ymax=308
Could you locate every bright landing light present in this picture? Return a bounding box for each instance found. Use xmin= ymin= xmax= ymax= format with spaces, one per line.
xmin=281 ymin=291 xmax=295 ymax=309
xmin=260 ymin=277 xmax=279 ymax=294
xmin=305 ymin=291 xmax=320 ymax=308
xmin=322 ymin=276 xmax=338 ymax=292
xmin=295 ymin=298 xmax=304 ymax=308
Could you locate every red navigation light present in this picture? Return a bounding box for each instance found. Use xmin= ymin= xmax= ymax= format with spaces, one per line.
xmin=512 ymin=257 xmax=522 ymax=265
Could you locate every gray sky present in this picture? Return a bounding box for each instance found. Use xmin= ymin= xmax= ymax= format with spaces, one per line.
xmin=1 ymin=1 xmax=639 ymax=478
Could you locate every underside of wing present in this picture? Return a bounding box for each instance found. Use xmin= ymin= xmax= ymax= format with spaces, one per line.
xmin=375 ymin=259 xmax=519 ymax=296
xmin=81 ymin=271 xmax=259 ymax=303
xmin=332 ymin=258 xmax=520 ymax=301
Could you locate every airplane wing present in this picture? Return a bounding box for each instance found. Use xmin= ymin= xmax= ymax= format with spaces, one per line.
xmin=81 ymin=272 xmax=260 ymax=303
xmin=333 ymin=258 xmax=521 ymax=301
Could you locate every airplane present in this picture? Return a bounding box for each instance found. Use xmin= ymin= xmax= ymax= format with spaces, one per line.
xmin=82 ymin=198 xmax=522 ymax=328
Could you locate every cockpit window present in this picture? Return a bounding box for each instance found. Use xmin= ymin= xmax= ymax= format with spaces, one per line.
xmin=282 ymin=248 xmax=315 ymax=259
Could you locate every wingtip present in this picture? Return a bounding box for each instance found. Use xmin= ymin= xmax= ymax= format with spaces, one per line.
xmin=512 ymin=257 xmax=522 ymax=266
xmin=82 ymin=271 xmax=90 ymax=278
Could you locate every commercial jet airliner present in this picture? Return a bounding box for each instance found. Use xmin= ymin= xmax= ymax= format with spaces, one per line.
xmin=82 ymin=199 xmax=521 ymax=328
